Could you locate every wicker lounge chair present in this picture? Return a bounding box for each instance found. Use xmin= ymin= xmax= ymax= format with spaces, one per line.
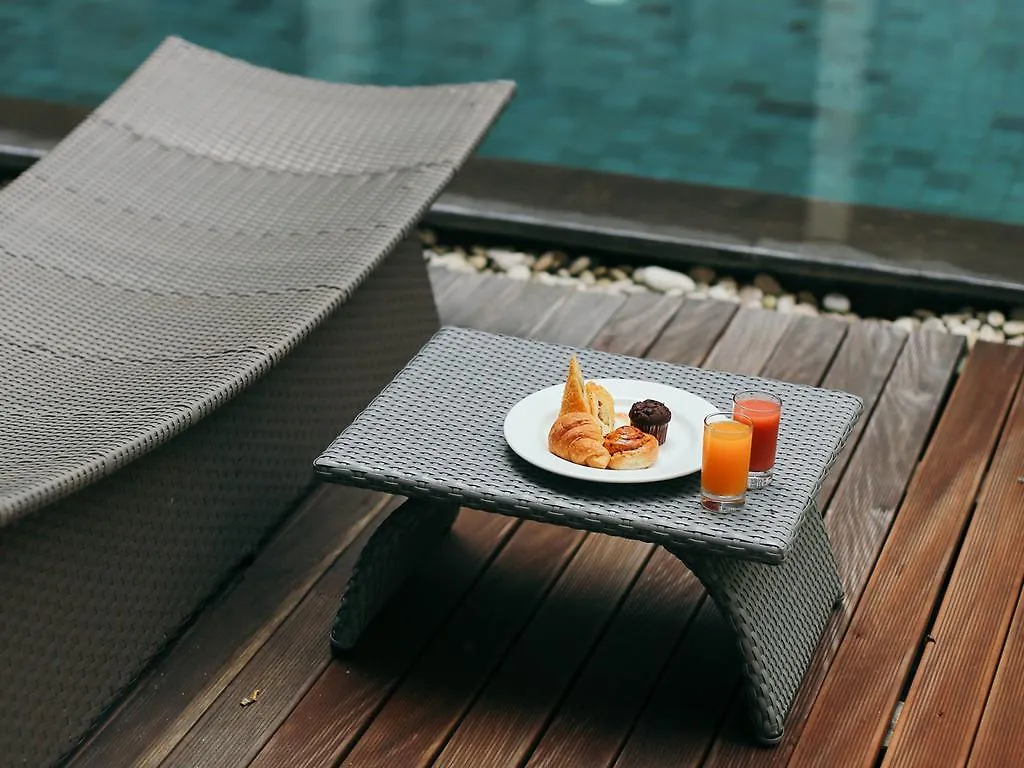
xmin=0 ymin=36 xmax=513 ymax=766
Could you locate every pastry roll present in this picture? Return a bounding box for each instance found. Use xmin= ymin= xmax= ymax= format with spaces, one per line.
xmin=603 ymin=425 xmax=659 ymax=470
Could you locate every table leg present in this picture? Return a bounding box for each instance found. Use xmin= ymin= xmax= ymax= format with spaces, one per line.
xmin=667 ymin=505 xmax=842 ymax=744
xmin=331 ymin=498 xmax=459 ymax=653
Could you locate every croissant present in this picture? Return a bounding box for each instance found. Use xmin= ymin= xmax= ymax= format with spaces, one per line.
xmin=548 ymin=412 xmax=611 ymax=469
xmin=603 ymin=426 xmax=659 ymax=470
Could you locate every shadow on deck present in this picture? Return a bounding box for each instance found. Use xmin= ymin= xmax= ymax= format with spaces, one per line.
xmin=66 ymin=269 xmax=1024 ymax=768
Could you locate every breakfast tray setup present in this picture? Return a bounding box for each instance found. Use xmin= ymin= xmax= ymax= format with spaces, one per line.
xmin=314 ymin=326 xmax=863 ymax=743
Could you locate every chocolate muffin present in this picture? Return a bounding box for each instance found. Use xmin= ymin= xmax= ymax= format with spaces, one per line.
xmin=629 ymin=399 xmax=672 ymax=444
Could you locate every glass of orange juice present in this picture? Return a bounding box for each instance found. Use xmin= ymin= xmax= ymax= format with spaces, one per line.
xmin=701 ymin=412 xmax=753 ymax=510
xmin=733 ymin=391 xmax=782 ymax=490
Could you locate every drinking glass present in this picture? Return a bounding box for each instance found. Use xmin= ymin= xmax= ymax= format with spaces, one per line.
xmin=701 ymin=412 xmax=753 ymax=510
xmin=732 ymin=391 xmax=782 ymax=490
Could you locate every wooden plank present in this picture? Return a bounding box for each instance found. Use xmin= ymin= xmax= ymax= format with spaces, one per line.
xmin=613 ymin=313 xmax=847 ymax=768
xmin=482 ymin=281 xmax=575 ymax=339
xmin=694 ymin=322 xmax=914 ymax=768
xmin=589 ymin=293 xmax=684 ymax=357
xmin=816 ymin=321 xmax=907 ymax=507
xmin=882 ymin=350 xmax=1024 ymax=768
xmin=614 ymin=592 xmax=743 ymax=768
xmin=698 ymin=306 xmax=792 ymax=376
xmin=530 ymin=290 xmax=628 ymax=346
xmin=433 ymin=269 xmax=494 ymax=320
xmin=967 ymin=586 xmax=1024 ymax=768
xmin=788 ymin=341 xmax=1023 ymax=768
xmin=337 ymin=523 xmax=588 ymax=768
xmin=434 ymin=535 xmax=653 ymax=767
xmin=702 ymin=306 xmax=792 ymax=376
xmin=760 ymin=314 xmax=847 ymax=386
xmin=439 ymin=272 xmax=517 ymax=328
xmin=428 ymin=264 xmax=460 ymax=301
xmin=646 ymin=299 xmax=738 ymax=367
xmin=66 ymin=485 xmax=391 ymax=768
xmin=161 ymin=509 xmax=515 ymax=768
xmin=525 ymin=547 xmax=700 ymax=768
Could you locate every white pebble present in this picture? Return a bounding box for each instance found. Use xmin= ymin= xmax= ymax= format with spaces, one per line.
xmin=761 ymin=295 xmax=778 ymax=310
xmin=793 ymin=303 xmax=819 ymax=316
xmin=579 ymin=269 xmax=597 ymax=285
xmin=1008 ymin=336 xmax=1024 ymax=347
xmin=893 ymin=317 xmax=920 ymax=332
xmin=942 ymin=313 xmax=968 ymax=326
xmin=1002 ymin=320 xmax=1024 ymax=336
xmin=777 ymin=294 xmax=797 ymax=313
xmin=432 ymin=252 xmax=476 ymax=273
xmin=978 ymin=325 xmax=1005 ymax=343
xmin=921 ymin=317 xmax=947 ymax=332
xmin=965 ymin=317 xmax=982 ymax=331
xmin=708 ymin=284 xmax=740 ymax=302
xmin=488 ymin=249 xmax=533 ymax=271
xmin=822 ymin=293 xmax=851 ymax=313
xmin=987 ymin=311 xmax=1006 ymax=328
xmin=635 ymin=266 xmax=696 ymax=294
xmin=506 ymin=264 xmax=531 ymax=281
xmin=754 ymin=273 xmax=783 ymax=296
xmin=739 ymin=286 xmax=763 ymax=303
xmin=467 ymin=254 xmax=488 ymax=270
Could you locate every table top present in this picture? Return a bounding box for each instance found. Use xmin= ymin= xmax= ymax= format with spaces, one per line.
xmin=314 ymin=327 xmax=862 ymax=563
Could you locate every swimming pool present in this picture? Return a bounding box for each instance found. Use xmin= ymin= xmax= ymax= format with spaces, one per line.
xmin=2 ymin=0 xmax=1023 ymax=225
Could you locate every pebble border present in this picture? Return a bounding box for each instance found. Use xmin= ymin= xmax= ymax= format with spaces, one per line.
xmin=420 ymin=230 xmax=1024 ymax=351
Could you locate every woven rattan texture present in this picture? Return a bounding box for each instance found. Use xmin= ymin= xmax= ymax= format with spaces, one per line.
xmin=315 ymin=327 xmax=863 ymax=563
xmin=0 ymin=36 xmax=513 ymax=526
xmin=0 ymin=238 xmax=440 ymax=767
xmin=673 ymin=506 xmax=843 ymax=738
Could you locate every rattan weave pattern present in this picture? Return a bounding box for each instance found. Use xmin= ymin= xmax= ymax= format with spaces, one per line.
xmin=1 ymin=240 xmax=441 ymax=766
xmin=315 ymin=327 xmax=863 ymax=563
xmin=0 ymin=36 xmax=514 ymax=527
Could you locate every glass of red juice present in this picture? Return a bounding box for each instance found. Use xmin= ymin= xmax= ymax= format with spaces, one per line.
xmin=732 ymin=391 xmax=781 ymax=490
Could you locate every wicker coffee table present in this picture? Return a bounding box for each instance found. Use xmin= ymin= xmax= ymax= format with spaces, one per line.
xmin=314 ymin=326 xmax=863 ymax=743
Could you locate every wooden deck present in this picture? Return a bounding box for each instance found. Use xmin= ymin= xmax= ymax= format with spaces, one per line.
xmin=66 ymin=269 xmax=1024 ymax=768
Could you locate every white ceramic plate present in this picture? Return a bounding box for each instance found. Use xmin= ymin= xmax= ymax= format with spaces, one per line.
xmin=503 ymin=379 xmax=718 ymax=483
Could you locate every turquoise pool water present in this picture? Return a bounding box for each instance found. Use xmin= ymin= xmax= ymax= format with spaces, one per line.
xmin=3 ymin=0 xmax=1023 ymax=225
